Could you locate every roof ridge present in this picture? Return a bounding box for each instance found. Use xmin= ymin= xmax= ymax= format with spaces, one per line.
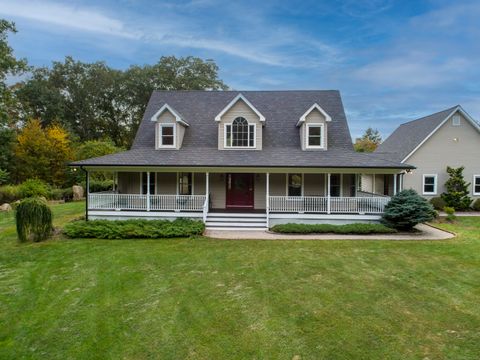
xmin=399 ymin=105 xmax=458 ymax=126
xmin=151 ymin=89 xmax=340 ymax=93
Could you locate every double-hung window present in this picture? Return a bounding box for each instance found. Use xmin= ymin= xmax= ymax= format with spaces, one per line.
xmin=306 ymin=124 xmax=324 ymax=149
xmin=423 ymin=174 xmax=437 ymax=195
xmin=159 ymin=124 xmax=175 ymax=148
xmin=178 ymin=173 xmax=193 ymax=195
xmin=474 ymin=175 xmax=480 ymax=195
xmin=225 ymin=117 xmax=255 ymax=148
xmin=287 ymin=174 xmax=302 ymax=197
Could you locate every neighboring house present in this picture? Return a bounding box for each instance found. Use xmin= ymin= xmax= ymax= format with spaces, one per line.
xmin=71 ymin=90 xmax=412 ymax=229
xmin=375 ymin=105 xmax=480 ymax=201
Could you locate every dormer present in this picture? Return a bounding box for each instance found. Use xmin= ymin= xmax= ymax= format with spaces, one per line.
xmin=297 ymin=103 xmax=331 ymax=151
xmin=150 ymin=104 xmax=189 ymax=150
xmin=215 ymin=94 xmax=265 ymax=150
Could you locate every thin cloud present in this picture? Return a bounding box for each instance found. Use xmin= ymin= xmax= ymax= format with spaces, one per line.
xmin=0 ymin=0 xmax=141 ymax=39
xmin=0 ymin=0 xmax=341 ymax=69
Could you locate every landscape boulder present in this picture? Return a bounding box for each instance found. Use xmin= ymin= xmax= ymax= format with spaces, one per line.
xmin=72 ymin=185 xmax=84 ymax=201
xmin=0 ymin=203 xmax=12 ymax=212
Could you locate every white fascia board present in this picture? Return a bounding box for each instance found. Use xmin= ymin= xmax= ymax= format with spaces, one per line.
xmin=214 ymin=93 xmax=265 ymax=122
xmin=401 ymin=105 xmax=480 ymax=163
xmin=150 ymin=103 xmax=189 ymax=127
xmin=296 ymin=103 xmax=332 ymax=127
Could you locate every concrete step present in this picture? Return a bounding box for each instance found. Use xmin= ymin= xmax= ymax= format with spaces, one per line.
xmin=206 ymin=221 xmax=267 ymax=227
xmin=207 ymin=212 xmax=266 ymax=218
xmin=205 ymin=226 xmax=267 ymax=231
xmin=206 ymin=217 xmax=266 ymax=223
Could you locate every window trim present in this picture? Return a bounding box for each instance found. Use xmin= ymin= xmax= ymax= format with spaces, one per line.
xmin=285 ymin=173 xmax=304 ymax=197
xmin=473 ymin=175 xmax=480 ymax=195
xmin=223 ymin=119 xmax=256 ymax=149
xmin=158 ymin=123 xmax=176 ymax=148
xmin=422 ymin=174 xmax=438 ymax=195
xmin=305 ymin=123 xmax=325 ymax=149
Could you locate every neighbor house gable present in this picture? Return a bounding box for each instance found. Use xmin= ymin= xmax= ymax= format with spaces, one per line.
xmin=402 ymin=106 xmax=480 ymax=162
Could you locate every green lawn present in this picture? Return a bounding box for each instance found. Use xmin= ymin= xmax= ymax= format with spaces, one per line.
xmin=1 ymin=202 xmax=479 ymax=359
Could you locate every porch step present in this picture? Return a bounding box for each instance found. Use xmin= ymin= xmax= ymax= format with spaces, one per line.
xmin=205 ymin=212 xmax=267 ymax=230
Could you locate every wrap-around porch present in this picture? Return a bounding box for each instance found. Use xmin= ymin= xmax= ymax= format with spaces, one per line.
xmin=85 ymin=170 xmax=404 ymax=226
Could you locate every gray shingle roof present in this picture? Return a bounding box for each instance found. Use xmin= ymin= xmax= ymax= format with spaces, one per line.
xmin=72 ymin=90 xmax=412 ymax=169
xmin=375 ymin=106 xmax=458 ymax=162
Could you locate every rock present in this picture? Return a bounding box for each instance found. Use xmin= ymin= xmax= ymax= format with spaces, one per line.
xmin=0 ymin=203 xmax=12 ymax=212
xmin=72 ymin=185 xmax=84 ymax=201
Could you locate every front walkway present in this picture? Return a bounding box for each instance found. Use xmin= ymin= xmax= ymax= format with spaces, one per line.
xmin=438 ymin=211 xmax=480 ymax=216
xmin=204 ymin=223 xmax=454 ymax=240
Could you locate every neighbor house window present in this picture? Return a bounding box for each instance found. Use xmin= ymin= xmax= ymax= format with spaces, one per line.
xmin=287 ymin=174 xmax=302 ymax=196
xmin=225 ymin=117 xmax=255 ymax=148
xmin=141 ymin=172 xmax=155 ymax=195
xmin=474 ymin=175 xmax=480 ymax=195
xmin=159 ymin=124 xmax=175 ymax=147
xmin=423 ymin=174 xmax=437 ymax=195
xmin=178 ymin=173 xmax=193 ymax=195
xmin=306 ymin=124 xmax=325 ymax=148
xmin=452 ymin=115 xmax=461 ymax=126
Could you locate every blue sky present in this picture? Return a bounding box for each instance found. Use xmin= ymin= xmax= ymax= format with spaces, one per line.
xmin=1 ymin=0 xmax=479 ymax=139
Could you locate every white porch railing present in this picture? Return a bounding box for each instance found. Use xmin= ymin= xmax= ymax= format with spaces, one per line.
xmin=269 ymin=196 xmax=390 ymax=214
xmin=88 ymin=193 xmax=205 ymax=212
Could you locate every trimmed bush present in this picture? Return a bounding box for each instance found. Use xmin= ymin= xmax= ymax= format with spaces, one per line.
xmin=270 ymin=223 xmax=396 ymax=234
xmin=19 ymin=179 xmax=50 ymax=198
xmin=444 ymin=206 xmax=456 ymax=222
xmin=50 ymin=188 xmax=65 ymax=200
xmin=62 ymin=188 xmax=74 ymax=201
xmin=429 ymin=197 xmax=446 ymax=210
xmin=16 ymin=197 xmax=53 ymax=243
xmin=63 ymin=218 xmax=205 ymax=239
xmin=83 ymin=179 xmax=114 ymax=193
xmin=473 ymin=199 xmax=480 ymax=211
xmin=0 ymin=184 xmax=21 ymax=203
xmin=382 ymin=189 xmax=436 ymax=231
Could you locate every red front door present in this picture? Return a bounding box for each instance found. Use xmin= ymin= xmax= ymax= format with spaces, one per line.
xmin=226 ymin=173 xmax=254 ymax=209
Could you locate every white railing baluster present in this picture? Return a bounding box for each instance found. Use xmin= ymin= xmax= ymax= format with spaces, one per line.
xmin=268 ymin=196 xmax=390 ymax=214
xmin=88 ymin=193 xmax=206 ymax=212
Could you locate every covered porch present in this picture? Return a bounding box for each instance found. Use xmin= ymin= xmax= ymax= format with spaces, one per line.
xmin=82 ymin=167 xmax=404 ymax=225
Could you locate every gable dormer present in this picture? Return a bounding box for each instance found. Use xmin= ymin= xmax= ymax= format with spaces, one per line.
xmin=150 ymin=104 xmax=189 ymax=150
xmin=297 ymin=103 xmax=331 ymax=151
xmin=215 ymin=94 xmax=265 ymax=150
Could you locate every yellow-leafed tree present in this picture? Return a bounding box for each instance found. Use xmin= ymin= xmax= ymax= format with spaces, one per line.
xmin=15 ymin=119 xmax=74 ymax=186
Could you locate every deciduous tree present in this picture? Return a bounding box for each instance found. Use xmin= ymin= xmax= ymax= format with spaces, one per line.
xmin=354 ymin=127 xmax=382 ymax=152
xmin=15 ymin=119 xmax=73 ymax=186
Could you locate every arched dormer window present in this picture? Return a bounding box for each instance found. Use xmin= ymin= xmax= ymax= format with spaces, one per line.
xmin=224 ymin=117 xmax=255 ymax=148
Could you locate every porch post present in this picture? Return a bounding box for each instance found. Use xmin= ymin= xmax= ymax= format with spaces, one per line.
xmin=327 ymin=173 xmax=331 ymax=214
xmin=85 ymin=168 xmax=89 ymax=221
xmin=206 ymin=172 xmax=209 ymax=196
xmin=266 ymin=173 xmax=270 ymax=227
xmin=372 ymin=174 xmax=376 ymax=195
xmin=146 ymin=171 xmax=151 ymax=211
xmin=393 ymin=174 xmax=397 ymax=195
